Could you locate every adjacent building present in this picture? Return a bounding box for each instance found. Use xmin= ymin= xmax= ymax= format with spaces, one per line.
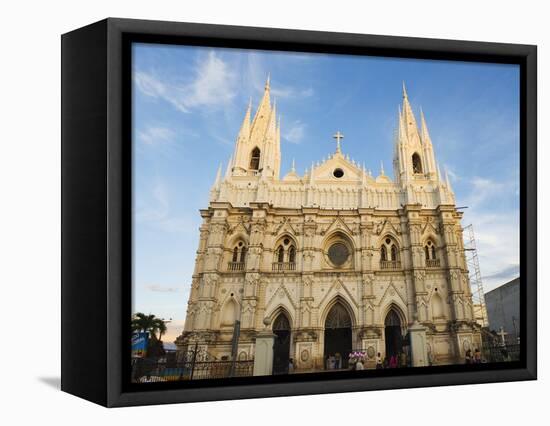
xmin=485 ymin=278 xmax=520 ymax=345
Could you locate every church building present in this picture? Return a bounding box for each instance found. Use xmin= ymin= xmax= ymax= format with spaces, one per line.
xmin=175 ymin=77 xmax=482 ymax=371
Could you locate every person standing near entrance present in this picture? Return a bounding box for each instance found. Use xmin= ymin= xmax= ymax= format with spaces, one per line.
xmin=473 ymin=349 xmax=481 ymax=364
xmin=355 ymin=358 xmax=364 ymax=370
xmin=376 ymin=352 xmax=383 ymax=369
xmin=465 ymin=349 xmax=472 ymax=364
xmin=334 ymin=352 xmax=342 ymax=369
xmin=389 ymin=354 xmax=398 ymax=368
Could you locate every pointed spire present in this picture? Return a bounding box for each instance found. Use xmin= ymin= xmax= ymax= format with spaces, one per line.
xmin=380 ymin=161 xmax=385 ymax=175
xmin=238 ymin=101 xmax=252 ymax=139
xmin=397 ymin=105 xmax=407 ymax=143
xmin=420 ymin=108 xmax=432 ymax=145
xmin=224 ymin=156 xmax=233 ymax=180
xmin=445 ymin=168 xmax=453 ymax=191
xmin=309 ymin=161 xmax=315 ymax=184
xmin=252 ymin=74 xmax=272 ymax=125
xmin=213 ymin=162 xmax=222 ymax=187
xmin=401 ymin=81 xmax=418 ymax=135
xmin=437 ymin=162 xmax=442 ymax=181
xmin=291 ymin=158 xmax=296 ymax=173
xmin=265 ymin=73 xmax=271 ymax=90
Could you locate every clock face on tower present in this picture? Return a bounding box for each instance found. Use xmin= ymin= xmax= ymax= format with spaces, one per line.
xmin=328 ymin=242 xmax=349 ymax=267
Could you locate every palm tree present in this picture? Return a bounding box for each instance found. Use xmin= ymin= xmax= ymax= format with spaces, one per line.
xmin=132 ymin=312 xmax=168 ymax=358
xmin=151 ymin=317 xmax=167 ymax=341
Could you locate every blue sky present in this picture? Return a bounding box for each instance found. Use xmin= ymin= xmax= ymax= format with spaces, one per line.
xmin=132 ymin=43 xmax=520 ymax=343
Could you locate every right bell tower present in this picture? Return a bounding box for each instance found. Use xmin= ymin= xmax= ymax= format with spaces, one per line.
xmin=393 ymin=83 xmax=438 ymax=185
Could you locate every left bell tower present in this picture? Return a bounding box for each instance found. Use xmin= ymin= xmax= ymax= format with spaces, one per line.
xmin=230 ymin=75 xmax=281 ymax=179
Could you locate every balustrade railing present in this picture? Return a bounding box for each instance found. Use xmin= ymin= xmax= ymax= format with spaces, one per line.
xmin=272 ymin=262 xmax=296 ymax=272
xmin=426 ymin=259 xmax=440 ymax=268
xmin=227 ymin=261 xmax=245 ymax=271
xmin=380 ymin=260 xmax=401 ymax=270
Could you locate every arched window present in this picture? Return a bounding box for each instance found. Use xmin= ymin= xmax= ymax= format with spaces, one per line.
xmin=229 ymin=241 xmax=247 ymax=270
xmin=424 ymin=240 xmax=439 ymax=267
xmin=273 ymin=237 xmax=298 ymax=271
xmin=412 ymin=152 xmax=423 ymax=174
xmin=380 ymin=236 xmax=400 ymax=269
xmin=288 ymin=246 xmax=296 ymax=263
xmin=240 ymin=246 xmax=247 ymax=263
xmin=250 ymin=147 xmax=261 ymax=170
xmin=381 ymin=245 xmax=387 ymax=261
xmin=390 ymin=244 xmax=398 ymax=261
xmin=277 ymin=245 xmax=284 ymax=263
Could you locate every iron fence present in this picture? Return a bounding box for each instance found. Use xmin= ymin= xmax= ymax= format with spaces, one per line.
xmin=481 ymin=343 xmax=520 ymax=363
xmin=131 ymin=358 xmax=254 ymax=382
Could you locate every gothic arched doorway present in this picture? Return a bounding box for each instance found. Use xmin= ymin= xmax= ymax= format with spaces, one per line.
xmin=384 ymin=308 xmax=404 ymax=359
xmin=324 ymin=302 xmax=352 ymax=369
xmin=272 ymin=313 xmax=291 ymax=375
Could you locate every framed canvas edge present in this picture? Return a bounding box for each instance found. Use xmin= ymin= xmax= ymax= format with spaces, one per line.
xmin=94 ymin=18 xmax=537 ymax=407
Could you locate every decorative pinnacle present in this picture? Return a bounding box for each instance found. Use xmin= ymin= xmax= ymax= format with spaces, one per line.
xmin=291 ymin=158 xmax=296 ymax=173
xmin=333 ymin=131 xmax=344 ymax=153
xmin=380 ymin=161 xmax=385 ymax=175
xmin=265 ymin=73 xmax=271 ymax=90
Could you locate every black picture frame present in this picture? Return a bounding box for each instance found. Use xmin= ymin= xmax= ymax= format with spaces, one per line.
xmin=61 ymin=17 xmax=537 ymax=407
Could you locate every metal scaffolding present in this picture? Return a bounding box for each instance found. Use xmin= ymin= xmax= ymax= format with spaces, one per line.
xmin=463 ymin=224 xmax=488 ymax=327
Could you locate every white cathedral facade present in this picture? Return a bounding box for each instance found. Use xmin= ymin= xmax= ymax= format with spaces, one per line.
xmin=175 ymin=77 xmax=482 ymax=372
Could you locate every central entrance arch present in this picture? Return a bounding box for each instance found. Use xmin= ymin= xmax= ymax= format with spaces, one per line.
xmin=384 ymin=308 xmax=404 ymax=359
xmin=324 ymin=302 xmax=352 ymax=369
xmin=272 ymin=313 xmax=291 ymax=375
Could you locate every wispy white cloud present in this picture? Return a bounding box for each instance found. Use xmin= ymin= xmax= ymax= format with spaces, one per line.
xmin=135 ymin=180 xmax=195 ymax=234
xmin=246 ymin=53 xmax=314 ymax=100
xmin=137 ymin=126 xmax=175 ymax=146
xmin=271 ymin=85 xmax=315 ymax=100
xmin=284 ymin=120 xmax=306 ymax=144
xmin=143 ymin=284 xmax=182 ymax=293
xmin=134 ymin=51 xmax=237 ymax=113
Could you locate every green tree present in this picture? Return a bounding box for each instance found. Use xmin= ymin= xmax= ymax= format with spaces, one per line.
xmin=131 ymin=312 xmax=167 ymax=358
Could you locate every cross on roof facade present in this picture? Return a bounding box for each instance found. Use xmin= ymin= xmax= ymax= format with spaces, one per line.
xmin=333 ymin=131 xmax=344 ymax=153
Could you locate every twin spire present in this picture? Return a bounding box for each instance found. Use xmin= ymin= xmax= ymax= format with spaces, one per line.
xmin=216 ymin=79 xmax=450 ymax=193
xmin=230 ymin=75 xmax=282 ymax=179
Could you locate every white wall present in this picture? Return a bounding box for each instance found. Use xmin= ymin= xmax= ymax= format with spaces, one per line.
xmin=0 ymin=0 xmax=546 ymax=423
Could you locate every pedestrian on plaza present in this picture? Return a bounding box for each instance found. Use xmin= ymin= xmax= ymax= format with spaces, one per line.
xmin=473 ymin=349 xmax=481 ymax=364
xmin=389 ymin=354 xmax=398 ymax=368
xmin=335 ymin=352 xmax=342 ymax=369
xmin=465 ymin=349 xmax=472 ymax=364
xmin=376 ymin=352 xmax=383 ymax=369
